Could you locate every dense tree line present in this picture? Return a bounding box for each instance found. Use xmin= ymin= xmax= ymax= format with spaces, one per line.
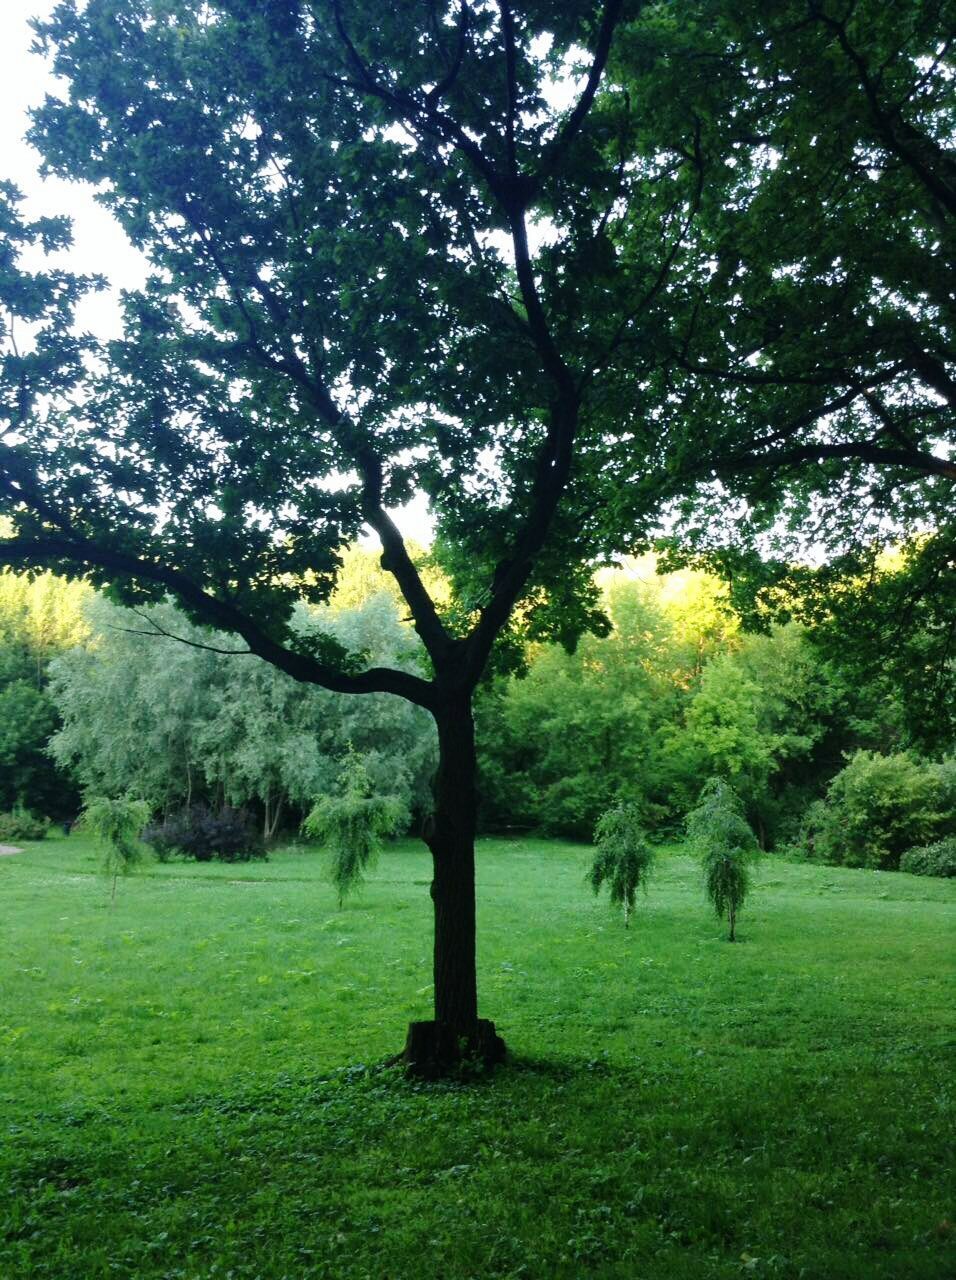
xmin=475 ymin=559 xmax=932 ymax=847
xmin=48 ymin=592 xmax=437 ymax=839
xmin=0 ymin=565 xmax=89 ymax=819
xmin=3 ymin=543 xmax=950 ymax=865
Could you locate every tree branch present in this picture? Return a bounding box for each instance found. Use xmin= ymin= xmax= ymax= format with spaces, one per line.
xmin=325 ymin=0 xmax=627 ymax=688
xmin=497 ymin=0 xmax=519 ymax=178
xmin=589 ymin=115 xmax=706 ymax=384
xmin=0 ymin=535 xmax=438 ymax=706
xmin=327 ymin=0 xmax=503 ymax=197
xmin=810 ymin=2 xmax=956 ymax=218
xmin=109 ymin=609 xmax=254 ymax=656
xmin=174 ymin=195 xmax=454 ymax=667
xmin=425 ymin=0 xmax=470 ymax=109
xmin=536 ymin=0 xmax=628 ymax=186
xmin=710 ymin=438 xmax=956 ymax=481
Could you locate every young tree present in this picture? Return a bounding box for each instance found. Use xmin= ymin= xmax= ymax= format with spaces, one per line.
xmin=82 ymin=795 xmax=151 ymax=903
xmin=302 ymin=750 xmax=405 ymax=907
xmin=686 ymin=778 xmax=758 ymax=942
xmin=1 ymin=1 xmax=951 ymax=1068
xmin=587 ymin=802 xmax=654 ymax=928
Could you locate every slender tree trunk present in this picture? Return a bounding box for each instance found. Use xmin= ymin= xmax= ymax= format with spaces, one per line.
xmin=269 ymin=795 xmax=284 ymax=842
xmin=399 ymin=693 xmax=505 ymax=1075
xmin=728 ymin=904 xmax=736 ymax=942
xmin=430 ymin=699 xmax=479 ymax=1031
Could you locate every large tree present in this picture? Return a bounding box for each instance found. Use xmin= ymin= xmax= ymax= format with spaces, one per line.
xmin=1 ymin=0 xmax=952 ymax=1069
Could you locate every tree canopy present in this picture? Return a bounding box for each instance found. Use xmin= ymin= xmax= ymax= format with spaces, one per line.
xmin=2 ymin=0 xmax=950 ymax=667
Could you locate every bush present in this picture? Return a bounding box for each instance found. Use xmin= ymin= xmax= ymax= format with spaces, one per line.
xmin=302 ymin=753 xmax=405 ymax=905
xmin=82 ymin=796 xmax=151 ymax=901
xmin=541 ymin=774 xmax=617 ymax=842
xmin=0 ymin=809 xmax=49 ymax=841
xmin=807 ymin=751 xmax=945 ymax=870
xmin=792 ymin=798 xmax=830 ymax=862
xmin=686 ymin=778 xmax=759 ymax=942
xmin=142 ymin=806 xmax=264 ymax=862
xmin=899 ymin=838 xmax=956 ymax=878
xmin=587 ymin=803 xmax=655 ymax=928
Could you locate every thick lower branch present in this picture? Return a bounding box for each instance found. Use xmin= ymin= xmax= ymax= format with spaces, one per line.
xmin=713 ymin=440 xmax=956 ymax=481
xmin=0 ymin=534 xmax=436 ymax=705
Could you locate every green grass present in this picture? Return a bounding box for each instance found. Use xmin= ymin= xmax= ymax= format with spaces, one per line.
xmin=1 ymin=834 xmax=953 ymax=1279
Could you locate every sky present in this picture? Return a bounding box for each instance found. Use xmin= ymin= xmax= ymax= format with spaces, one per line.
xmin=0 ymin=1 xmax=434 ymax=544
xmin=1 ymin=2 xmax=150 ymax=335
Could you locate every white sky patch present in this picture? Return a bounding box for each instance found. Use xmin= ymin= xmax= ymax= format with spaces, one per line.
xmin=1 ymin=1 xmax=150 ymax=336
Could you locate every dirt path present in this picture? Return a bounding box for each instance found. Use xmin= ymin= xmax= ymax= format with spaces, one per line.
xmin=0 ymin=844 xmax=23 ymax=856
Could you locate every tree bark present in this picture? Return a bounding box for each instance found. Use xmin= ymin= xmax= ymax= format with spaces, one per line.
xmin=430 ymin=699 xmax=479 ymax=1029
xmin=398 ymin=694 xmax=505 ymax=1075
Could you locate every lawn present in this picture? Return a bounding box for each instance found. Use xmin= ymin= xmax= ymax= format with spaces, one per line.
xmin=1 ymin=834 xmax=953 ymax=1279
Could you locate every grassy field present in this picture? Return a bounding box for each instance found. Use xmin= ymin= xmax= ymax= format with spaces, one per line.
xmin=1 ymin=834 xmax=953 ymax=1279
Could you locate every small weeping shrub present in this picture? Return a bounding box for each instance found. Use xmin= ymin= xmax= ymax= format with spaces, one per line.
xmin=82 ymin=796 xmax=151 ymax=903
xmin=302 ymin=752 xmax=405 ymax=906
xmin=587 ymin=803 xmax=655 ymax=928
xmin=686 ymin=778 xmax=758 ymax=942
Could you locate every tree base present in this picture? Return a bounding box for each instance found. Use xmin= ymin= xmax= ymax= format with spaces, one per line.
xmin=395 ymin=1019 xmax=506 ymax=1078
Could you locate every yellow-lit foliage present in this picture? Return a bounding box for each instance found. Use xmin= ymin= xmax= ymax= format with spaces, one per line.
xmin=595 ymin=555 xmax=739 ymax=686
xmin=0 ymin=569 xmax=92 ymax=656
xmin=327 ymin=541 xmax=451 ymax=614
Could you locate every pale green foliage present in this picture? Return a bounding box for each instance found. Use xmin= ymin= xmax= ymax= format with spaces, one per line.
xmin=686 ymin=779 xmax=758 ymax=941
xmin=82 ymin=795 xmax=150 ymax=901
xmin=721 ymin=625 xmax=844 ymax=840
xmin=587 ymin=803 xmax=655 ymax=928
xmin=598 ymin=557 xmax=739 ymax=679
xmin=669 ymin=623 xmax=846 ymax=843
xmin=0 ymin=566 xmax=91 ymax=816
xmin=302 ymin=753 xmax=406 ymax=907
xmin=328 ymin=542 xmax=450 ymax=614
xmin=478 ymin=575 xmax=848 ymax=842
xmin=48 ymin=593 xmax=437 ymax=830
xmin=682 ymin=661 xmax=773 ymax=799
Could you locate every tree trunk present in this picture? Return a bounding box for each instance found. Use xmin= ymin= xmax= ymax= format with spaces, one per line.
xmin=398 ymin=695 xmax=505 ymax=1076
xmin=269 ymin=794 xmax=284 ymax=842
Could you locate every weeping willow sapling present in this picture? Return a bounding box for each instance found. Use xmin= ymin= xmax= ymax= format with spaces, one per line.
xmin=82 ymin=796 xmax=150 ymax=903
xmin=686 ymin=778 xmax=758 ymax=941
xmin=588 ymin=803 xmax=655 ymax=928
xmin=302 ymin=752 xmax=405 ymax=907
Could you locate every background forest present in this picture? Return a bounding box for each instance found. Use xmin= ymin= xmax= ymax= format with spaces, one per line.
xmin=3 ymin=539 xmax=953 ymax=874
